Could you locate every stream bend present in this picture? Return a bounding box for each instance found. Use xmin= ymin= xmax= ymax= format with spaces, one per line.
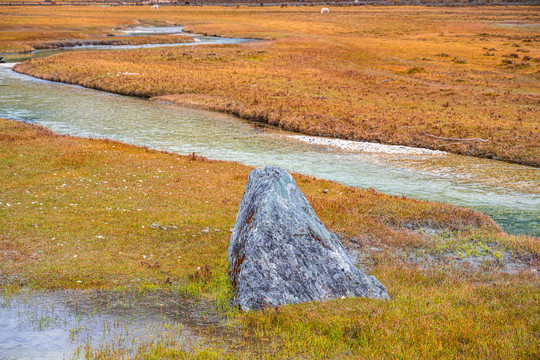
xmin=1 ymin=27 xmax=538 ymax=236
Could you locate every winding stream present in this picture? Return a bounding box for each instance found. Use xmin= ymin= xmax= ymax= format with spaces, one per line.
xmin=0 ymin=25 xmax=538 ymax=360
xmin=0 ymin=27 xmax=538 ymax=236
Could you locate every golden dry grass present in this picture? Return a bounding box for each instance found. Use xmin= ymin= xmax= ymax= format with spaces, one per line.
xmin=0 ymin=117 xmax=511 ymax=289
xmin=28 ymin=34 xmax=194 ymax=50
xmin=1 ymin=6 xmax=540 ymax=357
xmin=1 ymin=117 xmax=539 ymax=359
xmin=4 ymin=6 xmax=539 ymax=165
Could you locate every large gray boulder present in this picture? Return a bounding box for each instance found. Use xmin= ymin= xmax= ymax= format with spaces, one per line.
xmin=228 ymin=166 xmax=390 ymax=311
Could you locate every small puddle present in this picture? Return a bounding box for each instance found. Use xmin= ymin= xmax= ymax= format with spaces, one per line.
xmin=120 ymin=26 xmax=189 ymax=35
xmin=0 ymin=290 xmax=248 ymax=359
xmin=491 ymin=22 xmax=540 ymax=31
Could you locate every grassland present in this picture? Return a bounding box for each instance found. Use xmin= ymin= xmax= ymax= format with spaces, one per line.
xmin=1 ymin=5 xmax=539 ymax=358
xmin=28 ymin=34 xmax=194 ymax=50
xmin=2 ymin=6 xmax=539 ymax=165
xmin=1 ymin=117 xmax=539 ymax=358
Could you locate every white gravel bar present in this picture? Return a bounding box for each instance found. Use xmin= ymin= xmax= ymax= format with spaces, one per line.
xmin=288 ymin=135 xmax=447 ymax=155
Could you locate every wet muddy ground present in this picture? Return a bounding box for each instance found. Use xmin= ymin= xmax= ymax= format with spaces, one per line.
xmin=0 ymin=290 xmax=250 ymax=359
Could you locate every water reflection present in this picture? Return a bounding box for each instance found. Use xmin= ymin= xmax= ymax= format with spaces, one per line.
xmin=0 ymin=290 xmax=245 ymax=359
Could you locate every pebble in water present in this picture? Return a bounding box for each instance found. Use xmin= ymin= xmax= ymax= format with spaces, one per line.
xmin=288 ymin=135 xmax=446 ymax=155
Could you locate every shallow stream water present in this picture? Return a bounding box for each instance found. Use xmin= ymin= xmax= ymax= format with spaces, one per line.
xmin=0 ymin=26 xmax=538 ymax=238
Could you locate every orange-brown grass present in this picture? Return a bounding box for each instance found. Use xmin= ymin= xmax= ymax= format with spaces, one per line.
xmin=1 ymin=117 xmax=538 ymax=358
xmin=0 ymin=5 xmax=187 ymax=53
xmin=6 ymin=6 xmax=539 ymax=166
xmin=28 ymin=34 xmax=194 ymax=50
xmin=241 ymin=263 xmax=540 ymax=359
xmin=0 ymin=117 xmax=508 ymax=290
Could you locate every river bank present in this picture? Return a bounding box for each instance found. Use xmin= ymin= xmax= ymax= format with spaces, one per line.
xmin=1 ymin=117 xmax=538 ymax=358
xmin=23 ymin=34 xmax=194 ymax=52
xmin=4 ymin=6 xmax=538 ymax=166
xmin=2 ymin=58 xmax=539 ymax=236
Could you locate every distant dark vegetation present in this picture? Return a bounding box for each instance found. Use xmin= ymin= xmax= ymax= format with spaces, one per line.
xmin=2 ymin=0 xmax=538 ymax=7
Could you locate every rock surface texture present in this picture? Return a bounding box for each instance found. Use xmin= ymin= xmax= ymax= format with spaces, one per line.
xmin=228 ymin=167 xmax=390 ymax=311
